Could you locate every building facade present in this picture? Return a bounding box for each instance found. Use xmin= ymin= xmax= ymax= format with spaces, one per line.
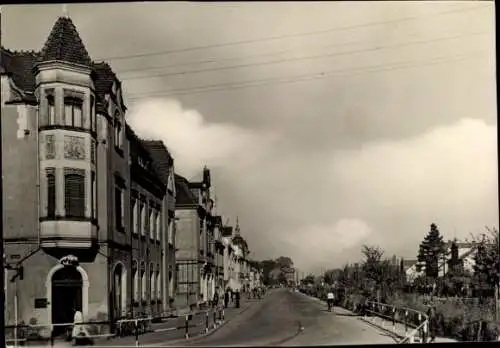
xmin=1 ymin=16 xmax=176 ymax=336
xmin=173 ymin=168 xmax=214 ymax=306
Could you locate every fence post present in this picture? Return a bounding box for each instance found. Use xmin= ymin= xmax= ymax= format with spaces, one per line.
xmin=371 ymin=303 xmax=375 ymax=322
xmin=404 ymin=310 xmax=408 ymax=335
xmin=422 ymin=317 xmax=428 ymax=343
xmin=185 ymin=315 xmax=189 ymax=339
xmin=213 ymin=309 xmax=217 ymax=328
xmin=205 ymin=311 xmax=209 ymax=334
xmin=417 ymin=313 xmax=422 ymax=342
xmin=134 ymin=319 xmax=139 ymax=348
xmin=392 ymin=308 xmax=396 ymax=332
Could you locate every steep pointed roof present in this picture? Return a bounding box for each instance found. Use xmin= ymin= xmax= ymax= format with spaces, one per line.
xmin=38 ymin=16 xmax=92 ymax=67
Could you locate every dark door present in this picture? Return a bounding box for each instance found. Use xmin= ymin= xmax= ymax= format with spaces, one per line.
xmin=51 ymin=267 xmax=83 ymax=337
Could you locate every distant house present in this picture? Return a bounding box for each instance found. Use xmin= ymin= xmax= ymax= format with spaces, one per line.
xmin=403 ymin=240 xmax=481 ymax=283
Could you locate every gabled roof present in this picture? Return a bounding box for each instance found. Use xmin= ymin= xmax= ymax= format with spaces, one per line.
xmin=174 ymin=174 xmax=197 ymax=207
xmin=38 ymin=16 xmax=92 ymax=67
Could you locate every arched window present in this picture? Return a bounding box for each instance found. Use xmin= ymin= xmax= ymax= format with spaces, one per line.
xmin=131 ymin=198 xmax=138 ymax=235
xmin=141 ymin=263 xmax=147 ymax=303
xmin=156 ymin=268 xmax=161 ymax=301
xmin=64 ymin=169 xmax=85 ymax=217
xmin=132 ymin=260 xmax=139 ymax=303
xmin=149 ymin=264 xmax=155 ymax=301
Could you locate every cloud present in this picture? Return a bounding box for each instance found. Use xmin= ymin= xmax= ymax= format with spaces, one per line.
xmin=126 ymin=98 xmax=277 ymax=178
xmin=128 ymin=98 xmax=497 ymax=274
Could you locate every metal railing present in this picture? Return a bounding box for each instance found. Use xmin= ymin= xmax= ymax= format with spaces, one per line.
xmin=4 ymin=307 xmax=227 ymax=347
xmin=363 ymin=301 xmax=429 ymax=344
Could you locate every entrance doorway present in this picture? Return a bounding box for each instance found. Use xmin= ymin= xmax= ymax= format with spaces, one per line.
xmin=51 ymin=266 xmax=83 ymax=337
xmin=112 ymin=263 xmax=123 ymax=320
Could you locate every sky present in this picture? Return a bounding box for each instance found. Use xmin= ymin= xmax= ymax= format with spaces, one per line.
xmin=2 ymin=2 xmax=497 ymax=274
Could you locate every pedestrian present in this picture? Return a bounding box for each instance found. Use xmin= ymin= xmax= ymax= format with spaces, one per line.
xmin=235 ymin=289 xmax=241 ymax=308
xmin=213 ymin=290 xmax=219 ymax=309
xmin=224 ymin=290 xmax=230 ymax=308
xmin=231 ymin=289 xmax=234 ymax=303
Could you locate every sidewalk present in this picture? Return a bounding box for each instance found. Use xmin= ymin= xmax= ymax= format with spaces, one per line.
xmin=360 ymin=313 xmax=458 ymax=343
xmin=95 ymin=296 xmax=262 ymax=346
xmin=301 ymin=293 xmax=457 ymax=343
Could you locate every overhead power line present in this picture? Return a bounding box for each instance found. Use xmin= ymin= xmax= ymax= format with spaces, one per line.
xmin=115 ymin=26 xmax=485 ymax=75
xmin=98 ymin=4 xmax=489 ymax=62
xmin=120 ymin=31 xmax=488 ymax=81
xmin=126 ymin=50 xmax=487 ymax=101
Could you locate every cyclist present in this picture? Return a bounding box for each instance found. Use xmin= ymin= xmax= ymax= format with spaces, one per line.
xmin=327 ymin=290 xmax=335 ymax=312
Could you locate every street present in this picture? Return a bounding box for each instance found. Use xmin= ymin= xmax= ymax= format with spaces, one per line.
xmin=180 ymin=289 xmax=396 ymax=346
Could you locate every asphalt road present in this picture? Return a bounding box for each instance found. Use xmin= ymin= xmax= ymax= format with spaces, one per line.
xmin=182 ymin=289 xmax=397 ymax=346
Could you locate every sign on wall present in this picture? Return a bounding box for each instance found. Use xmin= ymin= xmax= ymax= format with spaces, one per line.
xmin=34 ymin=298 xmax=48 ymax=308
xmin=60 ymin=255 xmax=79 ymax=267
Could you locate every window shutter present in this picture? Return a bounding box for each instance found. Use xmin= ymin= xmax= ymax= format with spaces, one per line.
xmin=64 ymin=169 xmax=85 ymax=217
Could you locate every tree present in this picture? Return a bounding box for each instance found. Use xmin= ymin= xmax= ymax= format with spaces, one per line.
xmin=473 ymin=227 xmax=499 ymax=294
xmin=417 ymin=223 xmax=447 ymax=279
xmin=302 ymin=274 xmax=316 ymax=285
xmin=323 ymin=268 xmax=342 ymax=285
xmin=276 ymin=256 xmax=294 ymax=270
xmin=361 ymin=245 xmax=403 ymax=301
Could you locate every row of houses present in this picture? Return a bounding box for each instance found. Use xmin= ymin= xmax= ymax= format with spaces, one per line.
xmin=1 ymin=15 xmax=262 ymax=337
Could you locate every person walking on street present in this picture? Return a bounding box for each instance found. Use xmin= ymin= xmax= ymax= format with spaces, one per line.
xmin=213 ymin=289 xmax=219 ymax=309
xmin=327 ymin=290 xmax=335 ymax=312
xmin=224 ymin=289 xmax=230 ymax=308
xmin=235 ymin=289 xmax=241 ymax=308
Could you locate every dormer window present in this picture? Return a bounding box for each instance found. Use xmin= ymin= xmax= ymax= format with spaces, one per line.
xmin=64 ymin=97 xmax=83 ymax=128
xmin=114 ymin=112 xmax=123 ymax=150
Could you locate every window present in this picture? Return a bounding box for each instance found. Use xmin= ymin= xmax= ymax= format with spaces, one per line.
xmin=141 ymin=269 xmax=147 ymax=302
xmin=91 ymin=140 xmax=96 ymax=164
xmin=115 ymin=186 xmax=124 ymax=230
xmin=156 ymin=212 xmax=161 ymax=241
xmin=114 ymin=117 xmax=123 ymax=149
xmin=91 ymin=171 xmax=96 ymax=219
xmin=168 ymin=220 xmax=174 ymax=245
xmin=64 ymin=169 xmax=85 ymax=217
xmin=90 ymin=95 xmax=95 ymax=131
xmin=133 ymin=261 xmax=139 ymax=302
xmin=140 ymin=203 xmax=145 ymax=236
xmin=64 ymin=97 xmax=83 ymax=128
xmin=47 ymin=95 xmax=55 ymax=125
xmin=131 ymin=198 xmax=138 ymax=234
xmin=46 ymin=168 xmax=56 ymax=218
xmin=156 ymin=271 xmax=161 ymax=300
xmin=149 ymin=208 xmax=154 ymax=239
xmin=150 ymin=265 xmax=155 ymax=300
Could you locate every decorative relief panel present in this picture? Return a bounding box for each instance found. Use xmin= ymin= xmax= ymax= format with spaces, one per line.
xmin=45 ymin=135 xmax=56 ymax=159
xmin=64 ymin=135 xmax=86 ymax=160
